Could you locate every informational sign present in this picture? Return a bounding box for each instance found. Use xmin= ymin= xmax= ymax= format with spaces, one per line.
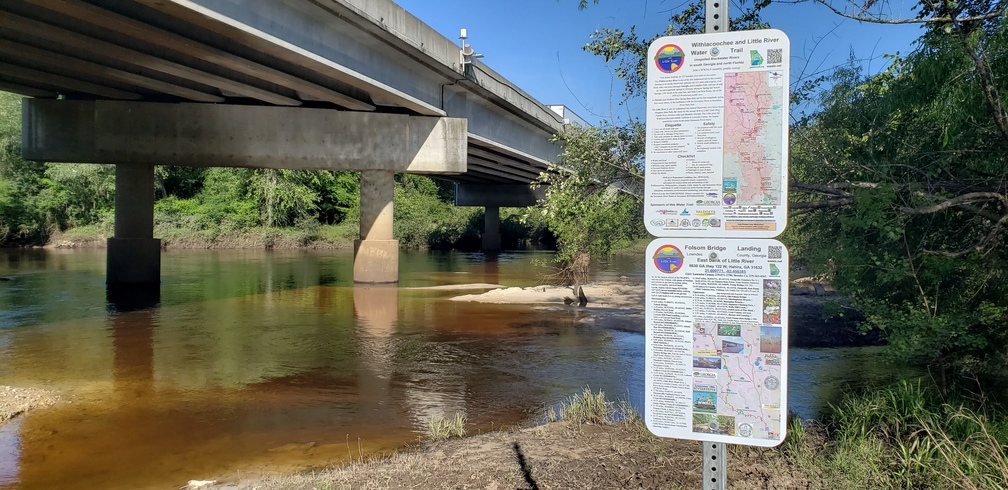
xmin=644 ymin=30 xmax=790 ymax=238
xmin=644 ymin=238 xmax=788 ymax=447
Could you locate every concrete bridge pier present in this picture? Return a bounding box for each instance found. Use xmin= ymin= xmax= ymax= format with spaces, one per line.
xmin=482 ymin=206 xmax=501 ymax=251
xmin=354 ymin=171 xmax=398 ymax=283
xmin=107 ymin=163 xmax=161 ymax=287
xmin=455 ymin=184 xmax=546 ymax=252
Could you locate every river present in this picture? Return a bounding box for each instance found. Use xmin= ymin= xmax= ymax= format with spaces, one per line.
xmin=0 ymin=248 xmax=898 ymax=489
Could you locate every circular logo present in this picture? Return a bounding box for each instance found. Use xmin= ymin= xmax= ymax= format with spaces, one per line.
xmin=653 ymin=245 xmax=685 ymax=273
xmin=654 ymin=44 xmax=685 ymax=73
xmin=738 ymin=423 xmax=753 ymax=437
xmin=723 ymin=193 xmax=737 ymax=206
xmin=764 ymin=376 xmax=780 ymax=390
xmin=709 ymin=252 xmax=718 ymax=261
xmin=691 ymin=219 xmax=702 ymax=228
xmin=680 ymin=219 xmax=691 ymax=227
xmin=711 ymin=47 xmax=720 ymax=57
xmin=709 ymin=218 xmax=721 ymax=227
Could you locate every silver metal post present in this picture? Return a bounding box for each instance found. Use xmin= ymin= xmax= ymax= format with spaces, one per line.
xmin=702 ymin=0 xmax=729 ymax=488
xmin=702 ymin=441 xmax=727 ymax=489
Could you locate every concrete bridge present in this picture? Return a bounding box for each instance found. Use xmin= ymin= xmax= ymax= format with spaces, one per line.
xmin=0 ymin=0 xmax=565 ymax=285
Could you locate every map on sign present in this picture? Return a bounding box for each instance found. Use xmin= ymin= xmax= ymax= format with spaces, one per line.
xmin=644 ymin=238 xmax=788 ymax=447
xmin=691 ymin=322 xmax=782 ymax=440
xmin=644 ymin=29 xmax=790 ymax=238
xmin=723 ymin=72 xmax=785 ymax=206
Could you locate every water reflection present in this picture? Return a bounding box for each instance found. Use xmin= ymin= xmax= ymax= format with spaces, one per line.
xmin=0 ymin=249 xmax=917 ymax=490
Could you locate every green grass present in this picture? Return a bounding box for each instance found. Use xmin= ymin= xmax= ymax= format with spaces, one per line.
xmin=427 ymin=413 xmax=467 ymax=441
xmin=546 ymin=387 xmax=615 ymax=425
xmin=822 ymin=380 xmax=1008 ymax=489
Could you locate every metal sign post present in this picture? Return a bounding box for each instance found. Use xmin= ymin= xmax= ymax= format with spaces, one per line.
xmin=642 ymin=0 xmax=791 ymax=488
xmin=702 ymin=1 xmax=729 ymax=488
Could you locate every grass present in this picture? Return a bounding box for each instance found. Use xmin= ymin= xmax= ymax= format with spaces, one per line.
xmin=821 ymin=380 xmax=1008 ymax=489
xmin=545 ymin=387 xmax=614 ymax=425
xmin=427 ymin=413 xmax=467 ymax=441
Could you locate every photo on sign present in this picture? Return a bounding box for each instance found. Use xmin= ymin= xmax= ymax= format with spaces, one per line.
xmin=692 ymin=414 xmax=736 ymax=436
xmin=760 ymin=326 xmax=782 ymax=354
xmin=717 ymin=323 xmax=741 ymax=336
xmin=692 ymin=390 xmax=717 ymax=413
xmin=692 ymin=356 xmax=722 ymax=369
xmin=762 ymin=279 xmax=782 ymax=324
xmin=721 ymin=338 xmax=745 ymax=354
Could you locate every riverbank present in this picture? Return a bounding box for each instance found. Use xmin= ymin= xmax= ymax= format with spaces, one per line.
xmin=448 ymin=279 xmax=872 ymax=348
xmin=203 ymin=416 xmax=827 ymax=489
xmin=44 ymin=223 xmax=358 ymax=250
xmin=0 ymin=386 xmax=61 ymax=426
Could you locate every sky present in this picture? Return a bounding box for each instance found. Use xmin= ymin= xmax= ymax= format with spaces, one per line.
xmin=395 ymin=0 xmax=926 ymax=125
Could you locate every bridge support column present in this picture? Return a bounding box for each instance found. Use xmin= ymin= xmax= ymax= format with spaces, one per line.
xmin=354 ymin=170 xmax=398 ymax=283
xmin=107 ymin=163 xmax=160 ymax=287
xmin=483 ymin=206 xmax=501 ymax=251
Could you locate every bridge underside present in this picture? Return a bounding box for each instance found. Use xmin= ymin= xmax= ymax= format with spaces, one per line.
xmin=3 ymin=0 xmax=562 ymax=285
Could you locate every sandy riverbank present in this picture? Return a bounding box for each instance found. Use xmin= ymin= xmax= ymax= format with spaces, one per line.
xmin=0 ymin=386 xmax=61 ymax=426
xmin=202 ymin=417 xmax=826 ymax=490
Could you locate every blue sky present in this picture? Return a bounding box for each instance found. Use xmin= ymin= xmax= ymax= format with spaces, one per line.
xmin=396 ymin=0 xmax=925 ymax=125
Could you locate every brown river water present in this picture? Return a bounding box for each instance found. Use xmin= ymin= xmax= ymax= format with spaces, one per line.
xmin=0 ymin=249 xmax=897 ymax=489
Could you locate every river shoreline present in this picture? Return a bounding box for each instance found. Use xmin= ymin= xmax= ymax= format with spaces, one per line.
xmin=200 ymin=417 xmax=827 ymax=490
xmin=0 ymin=386 xmax=61 ymax=427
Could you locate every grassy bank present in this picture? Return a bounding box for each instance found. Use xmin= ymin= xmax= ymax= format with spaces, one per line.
xmin=47 ymin=221 xmax=360 ymax=250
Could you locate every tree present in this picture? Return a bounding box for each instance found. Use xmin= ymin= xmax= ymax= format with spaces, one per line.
xmin=787 ymin=4 xmax=1008 ymax=382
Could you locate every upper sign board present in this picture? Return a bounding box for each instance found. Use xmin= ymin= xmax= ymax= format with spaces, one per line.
xmin=645 ymin=29 xmax=790 ymax=238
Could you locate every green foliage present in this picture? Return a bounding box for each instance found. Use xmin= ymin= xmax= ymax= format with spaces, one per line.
xmin=393 ymin=174 xmax=480 ymax=250
xmin=581 ymin=0 xmax=770 ymax=100
xmin=825 ymin=381 xmax=1008 ymax=489
xmin=535 ymin=123 xmax=646 ymax=283
xmin=788 ymin=19 xmax=1008 ymax=379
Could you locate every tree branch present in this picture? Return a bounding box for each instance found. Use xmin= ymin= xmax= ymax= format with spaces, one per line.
xmin=899 ymin=192 xmax=1008 ymax=215
xmin=806 ymin=0 xmax=1007 ymax=24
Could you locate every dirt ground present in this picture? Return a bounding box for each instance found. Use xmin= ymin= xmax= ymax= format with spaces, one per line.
xmin=203 ymin=419 xmax=825 ymax=490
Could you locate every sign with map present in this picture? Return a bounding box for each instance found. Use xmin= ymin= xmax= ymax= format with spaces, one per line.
xmin=644 ymin=30 xmax=790 ymax=238
xmin=644 ymin=238 xmax=788 ymax=447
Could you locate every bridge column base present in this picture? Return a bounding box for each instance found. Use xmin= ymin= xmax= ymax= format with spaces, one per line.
xmin=353 ymin=239 xmax=399 ymax=283
xmin=107 ymin=238 xmax=161 ymax=286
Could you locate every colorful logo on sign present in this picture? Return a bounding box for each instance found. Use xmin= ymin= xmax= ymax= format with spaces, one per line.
xmin=654 ymin=44 xmax=686 ymax=73
xmin=723 ymin=193 xmax=737 ymax=206
xmin=750 ymin=50 xmax=764 ymax=66
xmin=653 ymin=245 xmax=685 ymax=273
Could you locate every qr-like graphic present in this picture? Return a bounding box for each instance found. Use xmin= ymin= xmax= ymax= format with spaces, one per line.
xmin=767 ymin=49 xmax=783 ymax=64
xmin=768 ymin=245 xmax=782 ymax=259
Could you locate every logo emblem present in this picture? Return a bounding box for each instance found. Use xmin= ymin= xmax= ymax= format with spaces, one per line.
xmin=750 ymin=50 xmax=764 ymax=66
xmin=654 ymin=44 xmax=686 ymax=73
xmin=653 ymin=245 xmax=685 ymax=273
xmin=723 ymin=193 xmax=737 ymax=206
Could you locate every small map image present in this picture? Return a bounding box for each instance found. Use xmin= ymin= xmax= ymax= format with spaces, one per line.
xmin=723 ymin=71 xmax=784 ymax=206
xmin=693 ymin=322 xmax=783 ymax=441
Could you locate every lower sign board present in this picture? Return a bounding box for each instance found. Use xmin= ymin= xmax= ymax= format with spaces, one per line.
xmin=645 ymin=237 xmax=788 ymax=447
